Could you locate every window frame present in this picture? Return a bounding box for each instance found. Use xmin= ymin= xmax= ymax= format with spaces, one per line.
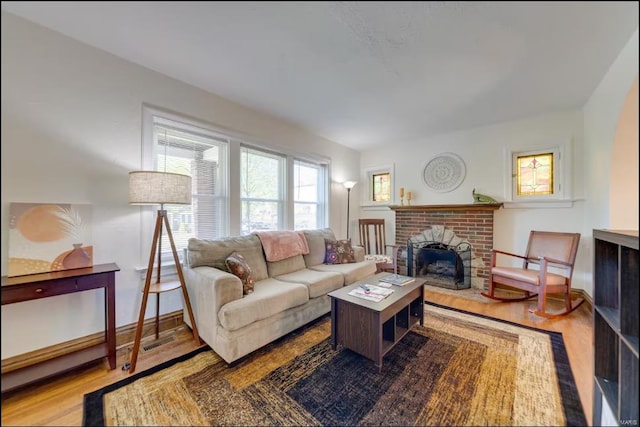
xmin=362 ymin=163 xmax=396 ymax=206
xmin=515 ymin=151 xmax=554 ymax=196
xmin=503 ymin=141 xmax=573 ymax=208
xmin=140 ymin=104 xmax=331 ymax=271
xmin=292 ymin=158 xmax=328 ymax=230
xmin=239 ymin=145 xmax=286 ymax=233
xmin=141 ymin=105 xmax=230 ymax=272
xmin=239 ymin=142 xmax=330 ymax=232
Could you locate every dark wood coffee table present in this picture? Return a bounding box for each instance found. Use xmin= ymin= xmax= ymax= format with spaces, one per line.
xmin=328 ymin=273 xmax=425 ymax=371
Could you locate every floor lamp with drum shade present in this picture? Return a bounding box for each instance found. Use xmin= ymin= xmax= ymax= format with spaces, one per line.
xmin=127 ymin=171 xmax=200 ymax=373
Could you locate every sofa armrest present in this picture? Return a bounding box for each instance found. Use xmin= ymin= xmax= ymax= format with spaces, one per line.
xmin=352 ymin=245 xmax=365 ymax=262
xmin=184 ymin=266 xmax=243 ymax=326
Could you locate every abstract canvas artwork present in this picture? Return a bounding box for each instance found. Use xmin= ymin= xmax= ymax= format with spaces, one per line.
xmin=8 ymin=203 xmax=93 ymax=277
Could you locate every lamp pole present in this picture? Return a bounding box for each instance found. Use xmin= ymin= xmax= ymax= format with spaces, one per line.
xmin=343 ymin=181 xmax=357 ymax=240
xmin=346 ymin=187 xmax=351 ymax=240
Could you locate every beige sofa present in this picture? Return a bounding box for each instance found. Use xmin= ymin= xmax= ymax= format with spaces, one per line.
xmin=183 ymin=228 xmax=377 ymax=363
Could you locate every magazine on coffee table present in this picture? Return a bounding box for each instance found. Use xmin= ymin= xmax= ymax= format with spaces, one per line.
xmin=378 ymin=274 xmax=415 ymax=286
xmin=348 ymin=284 xmax=394 ymax=303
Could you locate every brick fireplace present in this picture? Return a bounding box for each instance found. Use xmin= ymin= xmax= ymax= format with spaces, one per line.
xmin=391 ymin=204 xmax=502 ymax=290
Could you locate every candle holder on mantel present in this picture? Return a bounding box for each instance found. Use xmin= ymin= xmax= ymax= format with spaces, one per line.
xmin=406 ymin=192 xmax=412 ymax=206
xmin=399 ymin=187 xmax=405 ymax=206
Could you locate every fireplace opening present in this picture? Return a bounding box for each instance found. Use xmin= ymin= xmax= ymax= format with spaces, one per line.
xmin=407 ymin=239 xmax=471 ymax=290
xmin=417 ymin=242 xmax=464 ymax=281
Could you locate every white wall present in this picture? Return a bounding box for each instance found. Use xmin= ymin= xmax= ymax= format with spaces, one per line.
xmin=583 ymin=28 xmax=639 ymax=296
xmin=0 ymin=12 xmax=361 ymax=358
xmin=360 ymin=110 xmax=590 ymax=289
xmin=361 ymin=28 xmax=639 ymax=299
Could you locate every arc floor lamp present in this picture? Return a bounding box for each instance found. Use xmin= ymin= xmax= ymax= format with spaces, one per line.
xmin=127 ymin=171 xmax=200 ymax=373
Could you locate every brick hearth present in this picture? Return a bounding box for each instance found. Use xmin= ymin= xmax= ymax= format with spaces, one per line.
xmin=391 ymin=204 xmax=502 ymax=289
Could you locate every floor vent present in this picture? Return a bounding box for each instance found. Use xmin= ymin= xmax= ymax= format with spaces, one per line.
xmin=142 ymin=335 xmax=175 ymax=352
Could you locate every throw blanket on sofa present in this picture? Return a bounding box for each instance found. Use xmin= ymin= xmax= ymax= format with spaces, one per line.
xmin=256 ymin=231 xmax=310 ymax=262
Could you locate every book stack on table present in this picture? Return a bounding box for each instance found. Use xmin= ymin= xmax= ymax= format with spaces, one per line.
xmin=378 ymin=274 xmax=415 ymax=286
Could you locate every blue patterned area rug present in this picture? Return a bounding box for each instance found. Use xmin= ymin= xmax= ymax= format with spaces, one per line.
xmin=84 ymin=302 xmax=586 ymax=426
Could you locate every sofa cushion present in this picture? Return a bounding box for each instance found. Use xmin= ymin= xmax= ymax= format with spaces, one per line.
xmin=275 ymin=269 xmax=344 ymax=298
xmin=324 ymin=238 xmax=356 ymax=264
xmin=302 ymin=228 xmax=337 ymax=267
xmin=310 ymin=260 xmax=377 ymax=286
xmin=188 ymin=235 xmax=268 ymax=281
xmin=225 ymin=252 xmax=255 ymax=295
xmin=267 ymin=254 xmax=306 ymax=278
xmin=217 ymin=278 xmax=309 ymax=331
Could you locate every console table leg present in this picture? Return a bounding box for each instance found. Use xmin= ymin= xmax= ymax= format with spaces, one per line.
xmin=106 ymin=274 xmax=117 ymax=369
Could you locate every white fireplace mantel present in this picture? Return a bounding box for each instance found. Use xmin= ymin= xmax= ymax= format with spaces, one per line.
xmin=390 ymin=203 xmax=502 ymax=212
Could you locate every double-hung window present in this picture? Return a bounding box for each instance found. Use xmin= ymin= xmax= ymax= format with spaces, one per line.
xmin=145 ymin=106 xmax=329 ymax=254
xmin=240 ymin=146 xmax=329 ymax=233
xmin=144 ymin=108 xmax=229 ymax=265
xmin=240 ymin=146 xmax=285 ymax=233
xmin=293 ymin=159 xmax=327 ymax=230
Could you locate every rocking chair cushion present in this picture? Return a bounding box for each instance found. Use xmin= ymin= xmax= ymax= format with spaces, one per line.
xmin=492 ymin=267 xmax=567 ymax=286
xmin=364 ymin=254 xmax=394 ymax=264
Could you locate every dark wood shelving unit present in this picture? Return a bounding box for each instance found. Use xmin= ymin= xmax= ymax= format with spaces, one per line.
xmin=593 ymin=230 xmax=638 ymax=426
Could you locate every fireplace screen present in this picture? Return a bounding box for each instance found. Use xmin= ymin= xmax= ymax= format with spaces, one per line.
xmin=407 ymin=241 xmax=471 ymax=290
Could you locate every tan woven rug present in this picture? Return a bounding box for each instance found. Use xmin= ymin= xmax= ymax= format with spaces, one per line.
xmin=84 ymin=302 xmax=585 ymax=426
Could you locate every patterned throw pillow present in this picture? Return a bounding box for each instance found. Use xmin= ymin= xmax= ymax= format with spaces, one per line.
xmin=324 ymin=239 xmax=356 ymax=264
xmin=225 ymin=252 xmax=255 ymax=295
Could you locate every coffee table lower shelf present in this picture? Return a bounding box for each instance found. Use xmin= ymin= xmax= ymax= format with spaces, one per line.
xmin=329 ymin=274 xmax=425 ymax=371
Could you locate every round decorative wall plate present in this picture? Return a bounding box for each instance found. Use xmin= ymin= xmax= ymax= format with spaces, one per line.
xmin=422 ymin=152 xmax=466 ymax=193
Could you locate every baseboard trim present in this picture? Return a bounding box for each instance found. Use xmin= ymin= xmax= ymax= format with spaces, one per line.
xmin=1 ymin=310 xmax=184 ymax=374
xmin=572 ymin=288 xmax=592 ymax=311
xmin=114 ymin=310 xmax=184 ymax=350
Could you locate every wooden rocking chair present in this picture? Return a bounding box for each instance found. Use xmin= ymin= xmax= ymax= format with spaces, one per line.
xmin=481 ymin=230 xmax=584 ymax=318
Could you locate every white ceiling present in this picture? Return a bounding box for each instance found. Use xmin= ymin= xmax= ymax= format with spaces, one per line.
xmin=2 ymin=1 xmax=638 ymax=150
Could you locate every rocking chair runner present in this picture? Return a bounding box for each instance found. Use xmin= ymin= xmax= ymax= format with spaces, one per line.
xmin=481 ymin=230 xmax=584 ymax=318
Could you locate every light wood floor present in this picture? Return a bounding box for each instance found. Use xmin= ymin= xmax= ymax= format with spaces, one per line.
xmin=1 ymin=291 xmax=593 ymax=426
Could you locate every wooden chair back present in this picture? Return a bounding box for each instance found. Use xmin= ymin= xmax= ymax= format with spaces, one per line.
xmin=524 ymin=230 xmax=580 ymax=275
xmin=358 ymin=219 xmax=386 ymax=255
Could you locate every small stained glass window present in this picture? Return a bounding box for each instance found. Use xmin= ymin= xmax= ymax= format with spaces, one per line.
xmin=372 ymin=172 xmax=391 ymax=202
xmin=517 ymin=153 xmax=554 ymax=196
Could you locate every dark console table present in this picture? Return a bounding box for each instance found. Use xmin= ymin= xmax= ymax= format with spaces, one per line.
xmin=1 ymin=263 xmax=120 ymax=392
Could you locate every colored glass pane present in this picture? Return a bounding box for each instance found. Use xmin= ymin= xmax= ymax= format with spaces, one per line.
xmin=372 ymin=172 xmax=391 ymax=202
xmin=517 ymin=153 xmax=553 ymax=196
